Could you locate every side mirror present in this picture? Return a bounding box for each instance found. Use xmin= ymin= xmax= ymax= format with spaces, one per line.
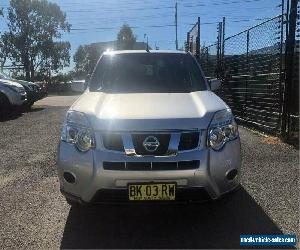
xmin=209 ymin=78 xmax=221 ymax=91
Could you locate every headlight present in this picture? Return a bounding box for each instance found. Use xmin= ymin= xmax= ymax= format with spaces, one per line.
xmin=209 ymin=127 xmax=226 ymax=150
xmin=61 ymin=111 xmax=95 ymax=152
xmin=76 ymin=129 xmax=94 ymax=152
xmin=208 ymin=109 xmax=239 ymax=151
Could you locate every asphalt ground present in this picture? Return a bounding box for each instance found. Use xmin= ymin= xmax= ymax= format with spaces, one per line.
xmin=0 ymin=94 xmax=298 ymax=249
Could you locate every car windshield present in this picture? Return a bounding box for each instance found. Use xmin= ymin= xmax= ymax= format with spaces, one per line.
xmin=89 ymin=53 xmax=207 ymax=93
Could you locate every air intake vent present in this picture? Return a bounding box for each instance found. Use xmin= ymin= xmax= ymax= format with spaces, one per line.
xmin=103 ymin=162 xmax=125 ymax=170
xmin=103 ymin=160 xmax=200 ymax=171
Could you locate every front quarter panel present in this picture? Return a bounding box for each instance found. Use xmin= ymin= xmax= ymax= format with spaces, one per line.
xmin=208 ymin=138 xmax=241 ymax=196
xmin=57 ymin=141 xmax=94 ymax=196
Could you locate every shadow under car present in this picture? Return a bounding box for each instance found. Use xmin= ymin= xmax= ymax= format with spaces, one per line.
xmin=60 ymin=186 xmax=287 ymax=249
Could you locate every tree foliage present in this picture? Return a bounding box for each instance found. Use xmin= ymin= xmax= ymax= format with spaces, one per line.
xmin=73 ymin=24 xmax=137 ymax=78
xmin=117 ymin=24 xmax=136 ymax=50
xmin=0 ymin=34 xmax=10 ymax=67
xmin=1 ymin=0 xmax=71 ymax=81
xmin=73 ymin=44 xmax=101 ymax=78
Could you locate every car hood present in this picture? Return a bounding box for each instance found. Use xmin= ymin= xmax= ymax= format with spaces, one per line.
xmin=15 ymin=80 xmax=40 ymax=90
xmin=0 ymin=79 xmax=24 ymax=89
xmin=16 ymin=79 xmax=35 ymax=86
xmin=70 ymin=90 xmax=229 ymax=131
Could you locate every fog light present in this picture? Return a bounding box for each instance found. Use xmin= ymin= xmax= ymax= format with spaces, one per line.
xmin=226 ymin=169 xmax=238 ymax=181
xmin=63 ymin=172 xmax=76 ymax=184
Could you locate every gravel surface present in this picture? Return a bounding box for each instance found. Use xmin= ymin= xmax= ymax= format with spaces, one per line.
xmin=0 ymin=95 xmax=298 ymax=249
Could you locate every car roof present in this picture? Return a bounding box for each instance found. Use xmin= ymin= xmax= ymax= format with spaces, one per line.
xmin=102 ymin=50 xmax=188 ymax=56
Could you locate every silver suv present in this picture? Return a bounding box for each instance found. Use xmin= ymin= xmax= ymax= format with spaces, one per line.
xmin=57 ymin=50 xmax=241 ymax=205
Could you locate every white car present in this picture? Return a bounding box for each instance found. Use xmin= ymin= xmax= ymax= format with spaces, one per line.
xmin=71 ymin=80 xmax=86 ymax=92
xmin=57 ymin=50 xmax=241 ymax=205
xmin=0 ymin=78 xmax=27 ymax=114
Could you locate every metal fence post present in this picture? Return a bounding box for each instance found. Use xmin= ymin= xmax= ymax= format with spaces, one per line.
xmin=281 ymin=0 xmax=298 ymax=138
xmin=222 ymin=17 xmax=226 ymax=61
xmin=218 ymin=17 xmax=226 ymax=97
xmin=186 ymin=32 xmax=190 ymax=52
xmin=217 ymin=22 xmax=222 ymax=78
xmin=279 ymin=0 xmax=285 ymax=132
xmin=196 ymin=17 xmax=200 ymax=60
xmin=245 ymin=30 xmax=250 ymax=112
xmin=206 ymin=47 xmax=209 ymax=75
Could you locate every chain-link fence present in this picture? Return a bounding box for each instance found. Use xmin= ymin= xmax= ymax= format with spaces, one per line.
xmin=221 ymin=16 xmax=283 ymax=132
xmin=186 ymin=3 xmax=299 ymax=141
xmin=187 ymin=17 xmax=200 ymax=58
xmin=287 ymin=2 xmax=300 ymax=141
xmin=199 ymin=43 xmax=218 ymax=79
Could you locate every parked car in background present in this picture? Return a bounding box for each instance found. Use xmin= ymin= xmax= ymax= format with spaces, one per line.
xmin=71 ymin=79 xmax=86 ymax=92
xmin=16 ymin=80 xmax=45 ymax=107
xmin=36 ymin=83 xmax=48 ymax=98
xmin=0 ymin=72 xmax=46 ymax=108
xmin=0 ymin=78 xmax=27 ymax=114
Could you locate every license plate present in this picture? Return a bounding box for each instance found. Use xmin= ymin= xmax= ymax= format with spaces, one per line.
xmin=128 ymin=183 xmax=176 ymax=201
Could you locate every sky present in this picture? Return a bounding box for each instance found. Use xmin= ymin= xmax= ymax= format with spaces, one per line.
xmin=0 ymin=0 xmax=281 ymax=71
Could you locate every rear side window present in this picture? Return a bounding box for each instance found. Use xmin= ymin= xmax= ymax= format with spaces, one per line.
xmin=90 ymin=53 xmax=207 ymax=93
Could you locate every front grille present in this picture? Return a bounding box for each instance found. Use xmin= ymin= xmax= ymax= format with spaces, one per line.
xmin=132 ymin=134 xmax=170 ymax=155
xmin=102 ymin=131 xmax=200 ymax=154
xmin=102 ymin=133 xmax=124 ymax=152
xmin=103 ymin=160 xmax=199 ymax=171
xmin=33 ymin=85 xmax=39 ymax=91
xmin=178 ymin=132 xmax=199 ymax=150
xmin=91 ymin=187 xmax=210 ymax=203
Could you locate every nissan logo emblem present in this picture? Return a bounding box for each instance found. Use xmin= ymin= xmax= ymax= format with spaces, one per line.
xmin=143 ymin=136 xmax=160 ymax=152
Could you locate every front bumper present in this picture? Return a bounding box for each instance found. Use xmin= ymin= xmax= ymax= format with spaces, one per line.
xmin=8 ymin=91 xmax=27 ymax=106
xmin=25 ymin=89 xmax=45 ymax=104
xmin=57 ymin=136 xmax=241 ymax=203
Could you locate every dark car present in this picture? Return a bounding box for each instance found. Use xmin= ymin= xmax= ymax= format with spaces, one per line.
xmin=16 ymin=80 xmax=44 ymax=107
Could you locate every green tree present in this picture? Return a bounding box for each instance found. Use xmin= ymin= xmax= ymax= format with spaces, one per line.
xmin=0 ymin=8 xmax=5 ymax=68
xmin=73 ymin=44 xmax=101 ymax=77
xmin=117 ymin=24 xmax=136 ymax=50
xmin=73 ymin=45 xmax=87 ymax=73
xmin=0 ymin=34 xmax=10 ymax=68
xmin=2 ymin=0 xmax=71 ymax=81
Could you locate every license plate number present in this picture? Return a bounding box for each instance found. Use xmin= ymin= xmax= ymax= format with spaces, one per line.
xmin=128 ymin=183 xmax=176 ymax=201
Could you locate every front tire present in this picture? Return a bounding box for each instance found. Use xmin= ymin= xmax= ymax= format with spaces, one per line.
xmin=65 ymin=198 xmax=90 ymax=208
xmin=27 ymin=101 xmax=34 ymax=108
xmin=218 ymin=184 xmax=242 ymax=203
xmin=23 ymin=101 xmax=34 ymax=111
xmin=0 ymin=93 xmax=11 ymax=116
xmin=66 ymin=197 xmax=80 ymax=206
